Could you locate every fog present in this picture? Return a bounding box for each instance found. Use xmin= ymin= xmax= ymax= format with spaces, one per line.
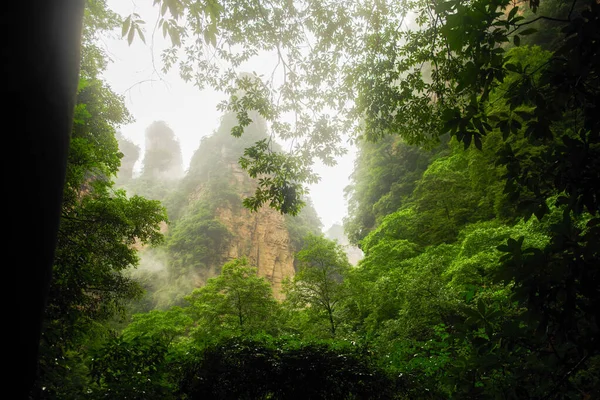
xmin=102 ymin=0 xmax=356 ymax=231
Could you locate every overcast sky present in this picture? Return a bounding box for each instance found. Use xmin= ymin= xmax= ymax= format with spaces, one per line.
xmin=101 ymin=0 xmax=356 ymax=232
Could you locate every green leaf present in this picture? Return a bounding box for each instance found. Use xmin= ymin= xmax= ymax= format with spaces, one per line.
xmin=497 ymin=244 xmax=510 ymax=252
xmin=504 ymin=63 xmax=522 ymax=73
xmin=474 ymin=134 xmax=482 ymax=150
xmin=127 ymin=25 xmax=135 ymax=45
xmin=464 ymin=307 xmax=481 ymax=321
xmin=170 ymin=27 xmax=181 ymax=46
xmin=162 ymin=20 xmax=168 ymax=38
xmin=136 ymin=26 xmax=146 ymax=44
xmin=463 ymin=131 xmax=472 ymax=149
xmin=121 ymin=16 xmax=131 ymax=38
xmin=513 ymin=35 xmax=520 ymax=46
xmin=509 ymin=119 xmax=522 ymax=133
xmin=507 ymin=6 xmax=519 ymax=21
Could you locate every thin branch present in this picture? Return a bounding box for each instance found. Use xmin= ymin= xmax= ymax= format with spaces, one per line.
xmin=122 ymin=78 xmax=162 ymax=96
xmin=567 ymin=0 xmax=578 ymax=20
xmin=516 ymin=15 xmax=570 ymax=28
xmin=150 ymin=5 xmax=166 ymax=81
xmin=61 ymin=214 xmax=98 ymax=224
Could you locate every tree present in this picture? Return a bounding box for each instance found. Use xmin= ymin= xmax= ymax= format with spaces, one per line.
xmin=284 ymin=235 xmax=351 ymax=337
xmin=122 ymin=307 xmax=193 ymax=345
xmin=185 ymin=258 xmax=279 ymax=337
xmin=90 ymin=335 xmax=174 ymax=400
xmin=167 ymin=202 xmax=232 ymax=279
xmin=116 ymin=0 xmax=598 ymax=221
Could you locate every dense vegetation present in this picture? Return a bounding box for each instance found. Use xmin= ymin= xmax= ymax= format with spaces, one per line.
xmin=30 ymin=0 xmax=598 ymax=399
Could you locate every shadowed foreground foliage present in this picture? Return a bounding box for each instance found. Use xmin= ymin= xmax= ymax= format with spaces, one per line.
xmin=177 ymin=337 xmax=399 ymax=400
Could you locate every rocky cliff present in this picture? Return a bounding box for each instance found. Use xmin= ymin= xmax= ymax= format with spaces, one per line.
xmin=161 ymin=109 xmax=321 ymax=300
xmin=216 ymin=201 xmax=296 ymax=299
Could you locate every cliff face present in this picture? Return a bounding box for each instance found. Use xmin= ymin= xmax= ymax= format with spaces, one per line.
xmin=216 ymin=203 xmax=295 ymax=299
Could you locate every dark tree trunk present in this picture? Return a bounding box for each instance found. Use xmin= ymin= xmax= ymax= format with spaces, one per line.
xmin=327 ymin=305 xmax=336 ymax=337
xmin=4 ymin=1 xmax=85 ymax=397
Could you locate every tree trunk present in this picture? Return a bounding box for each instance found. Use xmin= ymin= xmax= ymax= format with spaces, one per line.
xmin=327 ymin=306 xmax=336 ymax=337
xmin=5 ymin=1 xmax=85 ymax=397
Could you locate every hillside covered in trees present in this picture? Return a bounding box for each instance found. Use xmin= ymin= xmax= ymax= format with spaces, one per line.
xmin=23 ymin=0 xmax=599 ymax=399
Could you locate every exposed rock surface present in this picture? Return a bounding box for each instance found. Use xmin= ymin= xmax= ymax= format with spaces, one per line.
xmin=216 ymin=204 xmax=295 ymax=299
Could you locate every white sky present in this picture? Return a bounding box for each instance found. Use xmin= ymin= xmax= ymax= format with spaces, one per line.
xmin=101 ymin=0 xmax=356 ymax=231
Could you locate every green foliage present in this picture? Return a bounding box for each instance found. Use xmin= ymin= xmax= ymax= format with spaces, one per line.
xmin=345 ymin=204 xmax=598 ymax=397
xmin=166 ymin=202 xmax=231 ymax=278
xmin=80 ymin=0 xmax=121 ymax=78
xmin=49 ymin=191 xmax=165 ymax=330
xmin=239 ymin=139 xmax=319 ymax=215
xmin=185 ymin=258 xmax=280 ymax=337
xmin=360 ymin=207 xmax=422 ymax=251
xmin=90 ymin=335 xmax=173 ymax=399
xmin=443 ymin=219 xmax=549 ymax=292
xmin=122 ymin=307 xmax=193 ymax=344
xmin=411 ymin=152 xmax=482 ymax=244
xmin=366 ymin=244 xmax=459 ymax=345
xmin=284 ymin=235 xmax=351 ymax=337
xmin=344 ymin=135 xmax=441 ymax=244
xmin=176 ymin=336 xmax=399 ymax=400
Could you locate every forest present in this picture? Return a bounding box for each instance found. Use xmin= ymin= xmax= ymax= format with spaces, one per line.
xmin=16 ymin=0 xmax=599 ymax=399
